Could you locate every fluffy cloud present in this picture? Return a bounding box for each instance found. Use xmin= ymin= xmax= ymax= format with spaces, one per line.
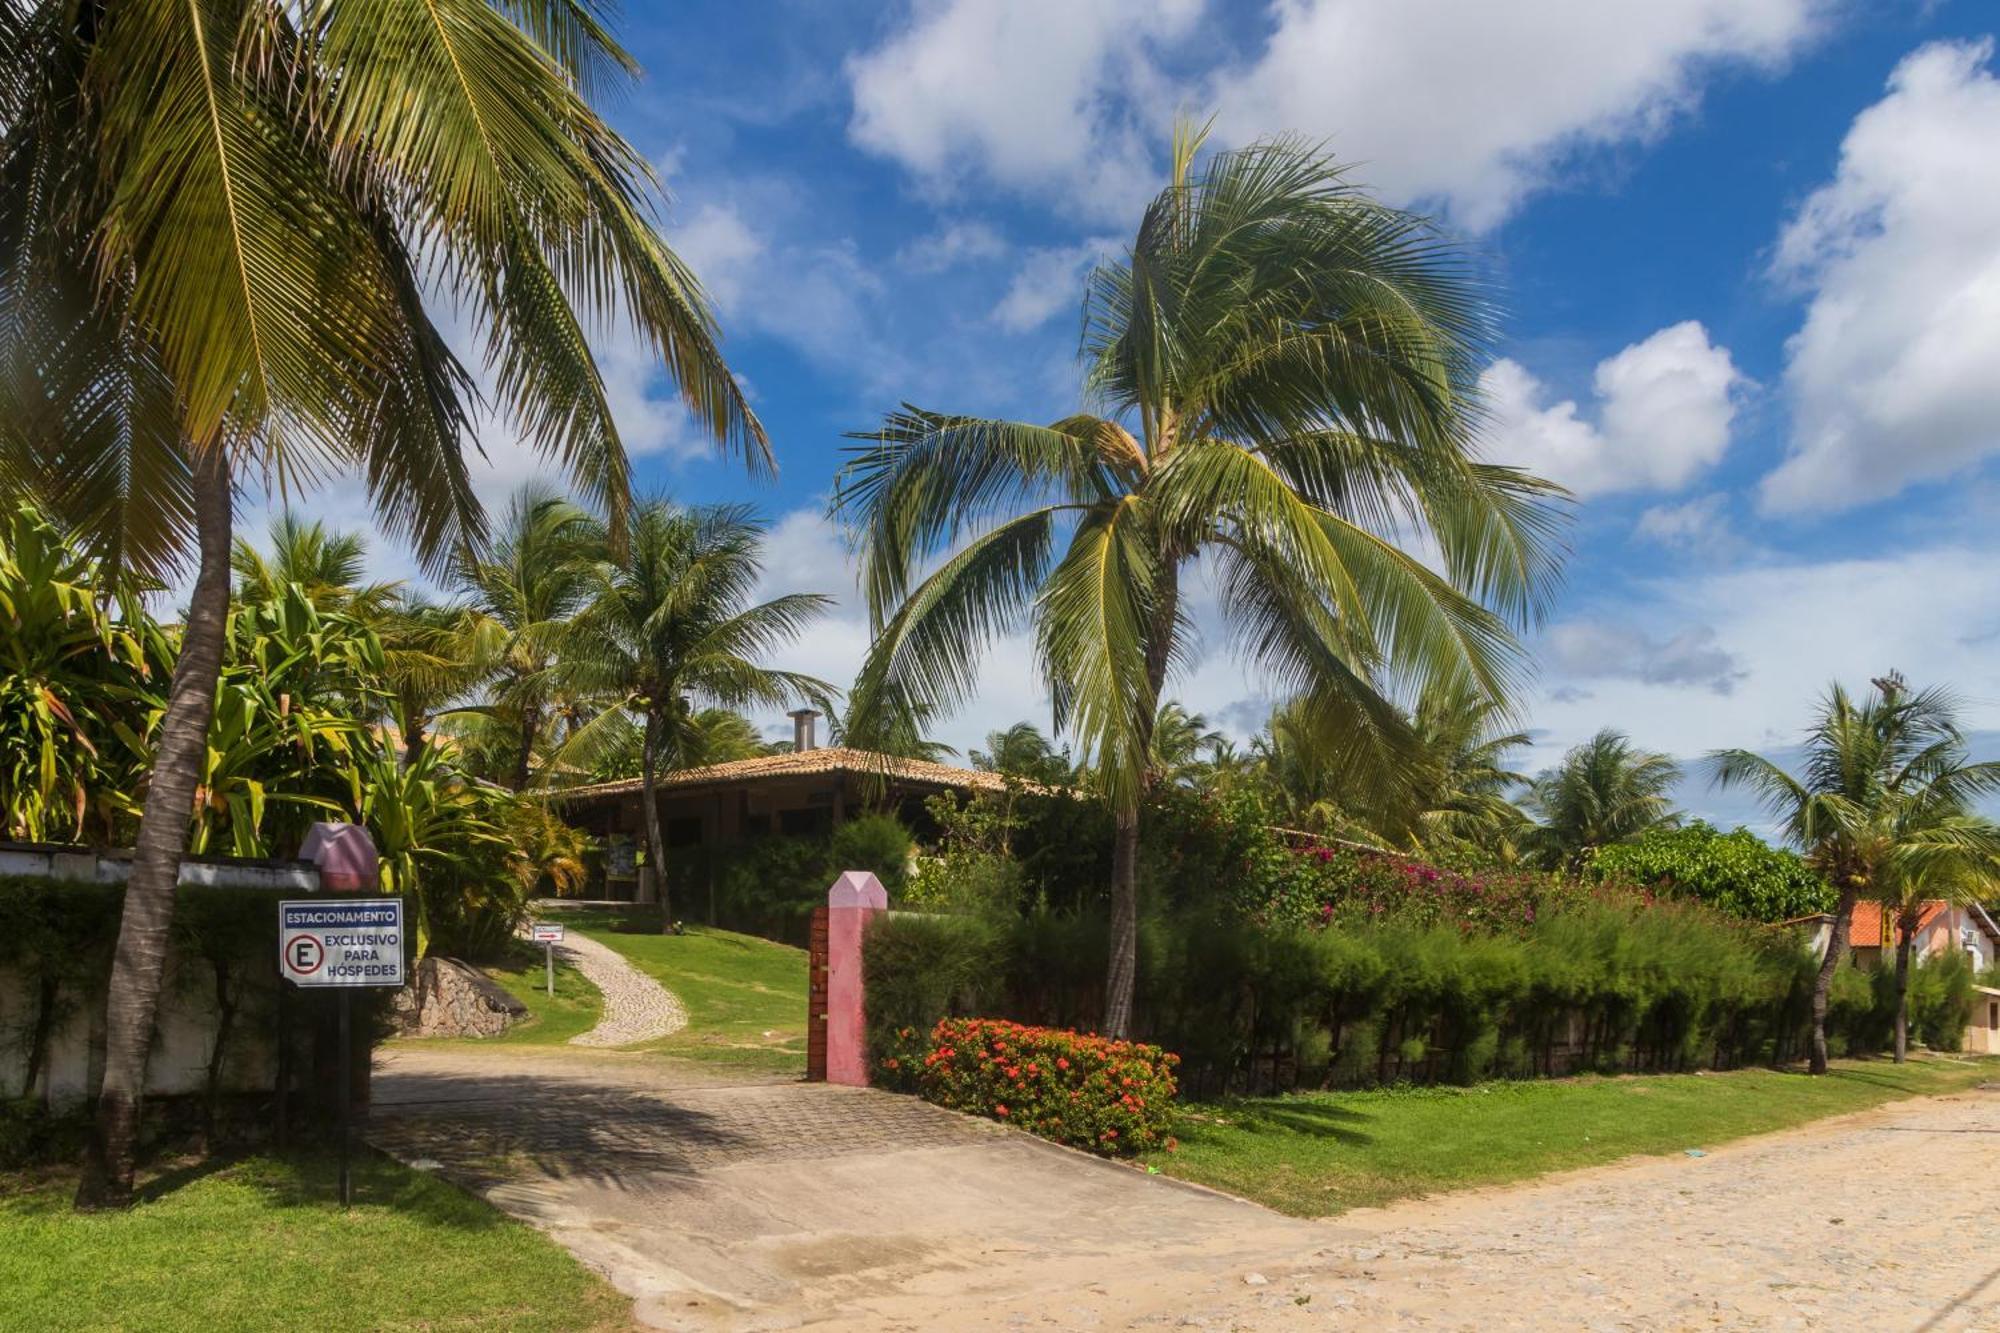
xmin=846 ymin=0 xmax=1202 ymax=217
xmin=845 ymin=0 xmax=1823 ymax=228
xmin=1633 ymin=493 xmax=1737 ymax=553
xmin=1543 ymin=620 xmax=1746 ymax=695
xmin=1761 ymin=40 xmax=2000 ymax=514
xmin=897 ymin=221 xmax=1010 ymax=274
xmin=1209 ymin=0 xmax=1820 ymax=228
xmin=1531 ymin=540 xmax=2000 ymax=769
xmin=1480 ymin=321 xmax=1743 ymax=496
xmin=991 ymin=238 xmax=1120 ymax=333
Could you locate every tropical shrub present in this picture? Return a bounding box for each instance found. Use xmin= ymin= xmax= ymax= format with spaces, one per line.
xmin=864 ymin=912 xmax=1004 ymax=1088
xmin=828 ymin=813 xmax=915 ymax=894
xmin=918 ymin=1017 xmax=1177 ymax=1157
xmin=1589 ymin=822 xmax=1833 ymax=922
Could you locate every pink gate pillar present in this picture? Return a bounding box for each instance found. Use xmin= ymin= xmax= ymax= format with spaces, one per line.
xmin=822 ymin=870 xmax=888 ymax=1086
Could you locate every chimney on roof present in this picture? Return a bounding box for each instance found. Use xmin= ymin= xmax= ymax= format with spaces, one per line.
xmin=789 ymin=708 xmax=820 ymax=752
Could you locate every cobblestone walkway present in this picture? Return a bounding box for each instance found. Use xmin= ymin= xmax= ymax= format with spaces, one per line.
xmin=555 ymin=930 xmax=688 ymax=1047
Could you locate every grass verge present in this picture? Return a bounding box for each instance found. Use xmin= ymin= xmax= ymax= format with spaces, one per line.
xmin=0 ymin=1154 xmax=631 ymax=1331
xmin=564 ymin=911 xmax=808 ymax=1073
xmin=1147 ymin=1055 xmax=1998 ymax=1217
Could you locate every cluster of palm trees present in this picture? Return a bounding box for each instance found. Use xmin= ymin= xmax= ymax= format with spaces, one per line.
xmin=231 ymin=496 xmax=831 ymax=907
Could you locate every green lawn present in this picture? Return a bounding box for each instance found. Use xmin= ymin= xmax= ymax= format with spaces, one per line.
xmin=0 ymin=1155 xmax=631 ymax=1332
xmin=382 ymin=942 xmax=605 ymax=1049
xmin=564 ymin=911 xmax=809 ymax=1072
xmin=1148 ymin=1055 xmax=1999 ymax=1216
xmin=476 ymin=942 xmax=605 ymax=1045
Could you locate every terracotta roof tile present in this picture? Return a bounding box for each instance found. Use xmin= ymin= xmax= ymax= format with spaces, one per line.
xmin=1845 ymin=900 xmax=1953 ymax=949
xmin=550 ymin=747 xmax=1027 ymax=803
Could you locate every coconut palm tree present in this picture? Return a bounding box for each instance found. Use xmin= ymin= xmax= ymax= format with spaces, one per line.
xmin=970 ymin=721 xmax=1075 ymax=785
xmin=1710 ymin=674 xmax=2000 ymax=1072
xmin=451 ymin=487 xmax=605 ymax=789
xmin=1522 ymin=729 xmax=1680 ymax=872
xmin=557 ymin=502 xmax=832 ymax=926
xmin=834 ymin=125 xmax=1563 ymax=1036
xmin=0 ymin=1 xmax=767 ymax=1206
xmin=1150 ymin=702 xmax=1225 ymax=786
xmin=231 ymin=515 xmax=399 ymax=620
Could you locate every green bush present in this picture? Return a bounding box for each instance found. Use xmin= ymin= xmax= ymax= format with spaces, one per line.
xmin=829 ymin=813 xmax=914 ymax=894
xmin=919 ymin=1017 xmax=1177 ymax=1156
xmin=1589 ymin=823 xmax=1834 ymax=922
xmin=863 ymin=912 xmax=1003 ymax=1090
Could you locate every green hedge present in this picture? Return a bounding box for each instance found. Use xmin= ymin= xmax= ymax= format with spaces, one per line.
xmin=0 ymin=875 xmax=393 ymax=1156
xmin=865 ymin=897 xmax=1974 ymax=1094
xmin=669 ymin=814 xmax=915 ymax=942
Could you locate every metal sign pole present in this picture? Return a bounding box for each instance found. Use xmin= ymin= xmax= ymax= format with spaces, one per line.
xmin=545 ymin=940 xmax=555 ymax=998
xmin=337 ymin=988 xmax=352 ymax=1208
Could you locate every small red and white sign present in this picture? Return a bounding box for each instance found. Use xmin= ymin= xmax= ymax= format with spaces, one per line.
xmin=529 ymin=922 xmax=566 ymax=944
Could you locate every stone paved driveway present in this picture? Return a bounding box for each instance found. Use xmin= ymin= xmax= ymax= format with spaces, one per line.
xmin=372 ymin=1048 xmax=2000 ymax=1331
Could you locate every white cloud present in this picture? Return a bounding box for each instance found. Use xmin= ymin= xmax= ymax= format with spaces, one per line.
xmin=846 ymin=0 xmax=1824 ymax=229
xmin=1480 ymin=321 xmax=1743 ymax=496
xmin=1760 ymin=39 xmax=2000 ymax=514
xmin=1544 ymin=620 xmax=1746 ymax=695
xmin=991 ymin=238 xmax=1120 ymax=333
xmin=846 ymin=0 xmax=1202 ymax=219
xmin=1209 ymin=0 xmax=1821 ymax=229
xmin=1531 ymin=540 xmax=2000 ymax=767
xmin=898 ymin=221 xmax=1010 ymax=274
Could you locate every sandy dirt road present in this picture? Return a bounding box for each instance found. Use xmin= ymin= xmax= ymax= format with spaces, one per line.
xmin=371 ymin=1047 xmax=2000 ymax=1331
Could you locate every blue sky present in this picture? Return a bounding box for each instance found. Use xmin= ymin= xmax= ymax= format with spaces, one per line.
xmin=319 ymin=1 xmax=2000 ymax=820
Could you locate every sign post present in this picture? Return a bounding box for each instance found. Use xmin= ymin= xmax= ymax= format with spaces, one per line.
xmin=529 ymin=922 xmax=565 ymax=997
xmin=279 ymin=898 xmax=406 ymax=1207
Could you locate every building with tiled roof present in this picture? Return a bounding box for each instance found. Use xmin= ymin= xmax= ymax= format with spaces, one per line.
xmin=551 ymin=710 xmax=1038 ymax=900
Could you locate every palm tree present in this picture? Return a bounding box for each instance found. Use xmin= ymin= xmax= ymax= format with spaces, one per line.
xmin=558 ymin=503 xmax=832 ymax=926
xmin=834 ymin=125 xmax=1562 ymax=1036
xmin=453 ymin=487 xmax=605 ymax=789
xmin=1522 ymin=729 xmax=1680 ymax=871
xmin=0 ymin=1 xmax=767 ymax=1206
xmin=970 ymin=721 xmax=1075 ymax=785
xmin=1404 ymin=684 xmax=1532 ymax=854
xmin=231 ymin=515 xmax=399 ymax=620
xmin=1710 ymin=674 xmax=2000 ymax=1072
xmin=1150 ymin=702 xmax=1224 ymax=786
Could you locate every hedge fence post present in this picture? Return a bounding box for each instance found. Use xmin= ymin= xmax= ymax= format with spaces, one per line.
xmin=823 ymin=871 xmax=887 ymax=1087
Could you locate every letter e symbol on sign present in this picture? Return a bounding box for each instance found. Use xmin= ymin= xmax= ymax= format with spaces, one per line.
xmin=288 ymin=935 xmax=324 ymax=975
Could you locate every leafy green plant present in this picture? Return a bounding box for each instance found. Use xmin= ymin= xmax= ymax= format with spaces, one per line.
xmin=1590 ymin=822 xmax=1833 ymax=922
xmin=828 ymin=813 xmax=914 ymax=893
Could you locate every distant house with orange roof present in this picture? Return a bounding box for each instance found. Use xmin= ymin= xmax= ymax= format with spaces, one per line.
xmin=1786 ymin=899 xmax=2000 ymax=1054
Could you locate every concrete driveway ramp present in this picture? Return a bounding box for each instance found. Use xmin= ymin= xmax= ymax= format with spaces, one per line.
xmin=369 ymin=1047 xmax=1309 ymax=1329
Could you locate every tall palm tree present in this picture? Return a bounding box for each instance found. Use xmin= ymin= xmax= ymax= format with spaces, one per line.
xmin=0 ymin=0 xmax=767 ymax=1206
xmin=453 ymin=486 xmax=604 ymax=789
xmin=558 ymin=502 xmax=832 ymax=926
xmin=1710 ymin=674 xmax=2000 ymax=1072
xmin=1522 ymin=729 xmax=1680 ymax=871
xmin=834 ymin=125 xmax=1563 ymax=1036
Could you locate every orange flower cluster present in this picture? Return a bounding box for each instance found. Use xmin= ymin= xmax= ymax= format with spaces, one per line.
xmin=918 ymin=1017 xmax=1177 ymax=1157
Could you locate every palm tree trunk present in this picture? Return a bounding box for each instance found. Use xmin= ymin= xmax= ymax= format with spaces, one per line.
xmin=1103 ymin=804 xmax=1141 ymax=1037
xmin=75 ymin=446 xmax=231 ymax=1209
xmin=641 ymin=708 xmax=672 ymax=932
xmin=511 ymin=702 xmax=541 ymax=790
xmin=1893 ymin=913 xmax=1914 ymax=1063
xmin=1102 ymin=559 xmax=1178 ymax=1039
xmin=1808 ymin=885 xmax=1857 ymax=1076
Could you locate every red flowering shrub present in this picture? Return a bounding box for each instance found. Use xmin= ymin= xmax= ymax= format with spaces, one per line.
xmin=919 ymin=1017 xmax=1178 ymax=1157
